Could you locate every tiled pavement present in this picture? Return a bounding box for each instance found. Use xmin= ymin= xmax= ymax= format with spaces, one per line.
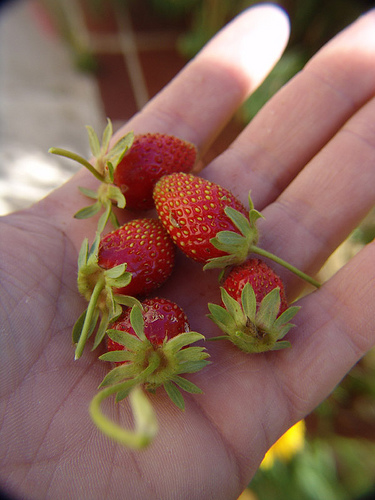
xmin=0 ymin=0 xmax=104 ymax=215
xmin=0 ymin=0 xmax=244 ymax=215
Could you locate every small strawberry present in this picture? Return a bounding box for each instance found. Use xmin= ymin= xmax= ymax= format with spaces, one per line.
xmin=101 ymin=299 xmax=209 ymax=405
xmin=222 ymin=258 xmax=288 ymax=314
xmin=153 ymin=172 xmax=261 ymax=267
xmin=49 ymin=122 xmax=197 ymax=231
xmin=73 ymin=218 xmax=175 ymax=359
xmin=98 ymin=218 xmax=175 ymax=297
xmin=208 ymin=259 xmax=300 ymax=352
xmin=89 ymin=301 xmax=209 ymax=447
xmin=106 ymin=297 xmax=190 ymax=355
xmin=113 ymin=132 xmax=197 ymax=210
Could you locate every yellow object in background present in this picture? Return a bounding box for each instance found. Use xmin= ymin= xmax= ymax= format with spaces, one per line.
xmin=260 ymin=420 xmax=306 ymax=469
xmin=237 ymin=487 xmax=258 ymax=500
xmin=237 ymin=421 xmax=306 ymax=499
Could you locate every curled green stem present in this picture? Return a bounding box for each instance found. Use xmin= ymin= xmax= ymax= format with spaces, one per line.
xmin=90 ymin=383 xmax=158 ymax=448
xmin=89 ymin=352 xmax=161 ymax=448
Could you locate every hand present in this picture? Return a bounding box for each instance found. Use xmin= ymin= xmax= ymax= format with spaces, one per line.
xmin=1 ymin=5 xmax=374 ymax=499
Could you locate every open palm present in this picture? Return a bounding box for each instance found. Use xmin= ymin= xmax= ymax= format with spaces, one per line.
xmin=1 ymin=5 xmax=375 ymax=499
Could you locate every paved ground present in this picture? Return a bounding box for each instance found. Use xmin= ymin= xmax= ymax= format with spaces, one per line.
xmin=0 ymin=0 xmax=105 ymax=215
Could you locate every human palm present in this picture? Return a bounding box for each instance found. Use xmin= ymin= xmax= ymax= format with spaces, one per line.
xmin=1 ymin=5 xmax=375 ymax=500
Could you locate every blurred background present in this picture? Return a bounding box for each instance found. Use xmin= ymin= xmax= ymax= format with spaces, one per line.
xmin=1 ymin=1 xmax=375 ymax=498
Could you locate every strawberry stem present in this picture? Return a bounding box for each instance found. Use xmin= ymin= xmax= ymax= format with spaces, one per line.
xmin=89 ymin=383 xmax=158 ymax=448
xmin=89 ymin=352 xmax=161 ymax=447
xmin=49 ymin=147 xmax=105 ymax=183
xmin=75 ymin=276 xmax=106 ymax=359
xmin=250 ymin=245 xmax=321 ymax=289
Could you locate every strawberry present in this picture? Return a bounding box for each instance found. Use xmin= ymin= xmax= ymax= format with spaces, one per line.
xmin=222 ymin=258 xmax=288 ymax=315
xmin=100 ymin=299 xmax=209 ymax=407
xmin=106 ymin=297 xmax=190 ymax=354
xmin=49 ymin=122 xmax=198 ymax=232
xmin=153 ymin=172 xmax=261 ymax=268
xmin=98 ymin=218 xmax=175 ymax=297
xmin=113 ymin=133 xmax=197 ymax=210
xmin=73 ymin=218 xmax=175 ymax=359
xmin=208 ymin=258 xmax=300 ymax=353
xmin=89 ymin=301 xmax=209 ymax=447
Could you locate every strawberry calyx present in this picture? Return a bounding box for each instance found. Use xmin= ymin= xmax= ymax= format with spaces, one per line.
xmin=49 ymin=119 xmax=134 ymax=231
xmin=89 ymin=304 xmax=209 ymax=448
xmin=74 ymin=235 xmax=141 ymax=359
xmin=74 ymin=183 xmax=127 ymax=232
xmin=203 ymin=192 xmax=262 ymax=271
xmin=207 ymin=283 xmax=300 ymax=353
xmin=100 ymin=305 xmax=209 ymax=408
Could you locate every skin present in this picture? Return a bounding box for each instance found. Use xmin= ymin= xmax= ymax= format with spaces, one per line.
xmin=1 ymin=4 xmax=375 ymax=499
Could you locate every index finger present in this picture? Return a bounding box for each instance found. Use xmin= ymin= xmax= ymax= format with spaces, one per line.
xmin=40 ymin=4 xmax=290 ymax=246
xmin=114 ymin=4 xmax=290 ymax=152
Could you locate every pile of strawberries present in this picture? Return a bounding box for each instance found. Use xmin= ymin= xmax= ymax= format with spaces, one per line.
xmin=50 ymin=120 xmax=320 ymax=448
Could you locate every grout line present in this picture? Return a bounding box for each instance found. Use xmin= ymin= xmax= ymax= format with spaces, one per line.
xmin=114 ymin=2 xmax=149 ymax=111
xmin=90 ymin=31 xmax=181 ymax=53
xmin=130 ymin=31 xmax=180 ymax=51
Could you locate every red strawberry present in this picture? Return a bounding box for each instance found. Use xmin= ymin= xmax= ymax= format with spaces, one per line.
xmin=98 ymin=218 xmax=175 ymax=297
xmin=49 ymin=122 xmax=197 ymax=231
xmin=98 ymin=299 xmax=209 ymax=409
xmin=89 ymin=299 xmax=209 ymax=447
xmin=73 ymin=218 xmax=175 ymax=359
xmin=153 ymin=172 xmax=260 ymax=268
xmin=113 ymin=133 xmax=197 ymax=210
xmin=106 ymin=298 xmax=190 ymax=354
xmin=208 ymin=259 xmax=300 ymax=353
xmin=222 ymin=258 xmax=288 ymax=316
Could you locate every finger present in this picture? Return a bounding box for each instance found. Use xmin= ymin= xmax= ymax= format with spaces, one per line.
xmin=38 ymin=4 xmax=290 ymax=246
xmin=273 ymin=238 xmax=375 ymax=427
xmin=194 ymin=239 xmax=375 ymax=487
xmin=259 ymin=93 xmax=375 ymax=291
xmin=113 ymin=4 xmax=290 ymax=153
xmin=204 ymin=9 xmax=375 ymax=208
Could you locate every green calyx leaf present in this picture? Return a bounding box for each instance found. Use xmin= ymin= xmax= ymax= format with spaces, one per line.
xmin=74 ymin=183 xmax=127 ymax=234
xmin=74 ymin=201 xmax=102 ymax=220
xmin=204 ymin=193 xmax=261 ymax=271
xmin=129 ymin=304 xmax=147 ymax=342
xmin=73 ymin=236 xmax=134 ymax=360
xmin=163 ymin=371 xmax=206 ymax=410
xmin=78 ymin=186 xmax=99 ymax=199
xmin=48 ymin=147 xmax=105 ymax=183
xmin=163 ymin=380 xmax=185 ymax=410
xmin=84 ymin=119 xmax=134 ymax=180
xmin=106 ymin=133 xmax=134 ymax=172
xmin=207 ymin=283 xmax=300 ymax=353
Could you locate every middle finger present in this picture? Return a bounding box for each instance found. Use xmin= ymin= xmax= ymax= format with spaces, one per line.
xmin=204 ymin=9 xmax=375 ymax=209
